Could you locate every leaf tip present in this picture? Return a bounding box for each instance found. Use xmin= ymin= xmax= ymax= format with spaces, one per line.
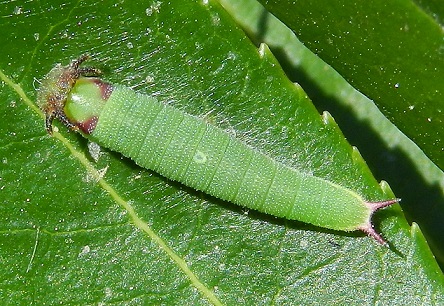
xmin=258 ymin=43 xmax=271 ymax=58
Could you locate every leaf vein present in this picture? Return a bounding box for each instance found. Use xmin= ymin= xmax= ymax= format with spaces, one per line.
xmin=0 ymin=69 xmax=224 ymax=306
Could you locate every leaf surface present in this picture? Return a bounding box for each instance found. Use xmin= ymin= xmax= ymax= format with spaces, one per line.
xmin=222 ymin=0 xmax=444 ymax=274
xmin=1 ymin=0 xmax=443 ymax=304
xmin=259 ymin=0 xmax=444 ymax=171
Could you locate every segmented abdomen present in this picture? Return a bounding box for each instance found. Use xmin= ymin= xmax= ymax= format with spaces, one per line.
xmin=92 ymin=84 xmax=365 ymax=230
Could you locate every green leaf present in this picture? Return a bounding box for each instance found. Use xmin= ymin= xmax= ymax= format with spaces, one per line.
xmin=1 ymin=0 xmax=443 ymax=305
xmin=222 ymin=0 xmax=444 ymax=275
xmin=258 ymin=0 xmax=444 ymax=171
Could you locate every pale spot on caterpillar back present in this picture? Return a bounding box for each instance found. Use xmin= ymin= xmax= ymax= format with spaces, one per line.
xmin=193 ymin=150 xmax=208 ymax=164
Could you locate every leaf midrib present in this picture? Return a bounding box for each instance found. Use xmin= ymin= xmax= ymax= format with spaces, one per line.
xmin=0 ymin=68 xmax=224 ymax=306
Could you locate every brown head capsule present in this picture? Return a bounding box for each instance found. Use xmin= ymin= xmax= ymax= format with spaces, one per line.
xmin=36 ymin=54 xmax=102 ymax=134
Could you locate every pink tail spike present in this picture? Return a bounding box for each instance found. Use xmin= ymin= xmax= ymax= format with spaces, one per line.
xmin=360 ymin=198 xmax=400 ymax=246
xmin=359 ymin=225 xmax=388 ymax=246
xmin=366 ymin=198 xmax=400 ymax=212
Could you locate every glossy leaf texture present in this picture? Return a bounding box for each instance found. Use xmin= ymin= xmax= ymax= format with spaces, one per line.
xmin=259 ymin=0 xmax=444 ymax=171
xmin=222 ymin=0 xmax=444 ymax=279
xmin=0 ymin=0 xmax=443 ymax=305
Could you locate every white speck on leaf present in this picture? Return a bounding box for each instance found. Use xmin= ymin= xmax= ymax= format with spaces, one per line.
xmin=104 ymin=287 xmax=112 ymax=298
xmin=146 ymin=1 xmax=162 ymax=16
xmin=13 ymin=6 xmax=22 ymax=15
xmin=145 ymin=75 xmax=155 ymax=84
xmin=212 ymin=13 xmax=220 ymax=26
xmin=88 ymin=141 xmax=102 ymax=162
xmin=79 ymin=245 xmax=91 ymax=257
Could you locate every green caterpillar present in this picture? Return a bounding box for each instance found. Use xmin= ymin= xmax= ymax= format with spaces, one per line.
xmin=37 ymin=55 xmax=398 ymax=245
